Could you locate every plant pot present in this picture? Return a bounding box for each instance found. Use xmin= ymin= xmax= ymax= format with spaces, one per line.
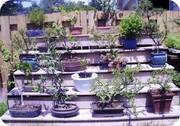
xmin=51 ymin=103 xmax=79 ymax=118
xmin=99 ymin=61 xmax=109 ymax=70
xmin=71 ymin=72 xmax=98 ymax=93
xmin=149 ymin=90 xmax=174 ymax=114
xmin=70 ymin=27 xmax=83 ymax=35
xmin=26 ymin=29 xmax=45 ymax=37
xmin=150 ymin=51 xmax=167 ymax=67
xmin=91 ymin=101 xmax=124 ymax=117
xmin=61 ymin=58 xmax=86 ymax=72
xmin=123 ymin=38 xmax=137 ymax=49
xmin=37 ymin=40 xmax=48 ymax=52
xmin=19 ymin=54 xmax=39 ymax=72
xmin=9 ymin=104 xmax=42 ymax=118
xmin=97 ymin=19 xmax=107 ymax=27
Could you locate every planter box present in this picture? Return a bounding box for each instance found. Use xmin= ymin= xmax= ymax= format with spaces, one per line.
xmin=91 ymin=102 xmax=124 ymax=117
xmin=70 ymin=27 xmax=83 ymax=35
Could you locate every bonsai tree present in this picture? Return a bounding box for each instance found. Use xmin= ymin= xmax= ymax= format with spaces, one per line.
xmin=27 ymin=8 xmax=46 ymax=37
xmin=91 ymin=0 xmax=117 ymax=27
xmin=91 ymin=65 xmax=142 ymax=117
xmin=137 ymin=0 xmax=168 ymax=67
xmin=12 ymin=29 xmax=39 ymax=71
xmin=148 ymin=68 xmax=175 ymax=113
xmin=0 ymin=40 xmax=19 ymax=91
xmin=119 ymin=13 xmax=143 ymax=49
xmin=48 ymin=21 xmax=86 ymax=72
xmin=165 ymin=33 xmax=180 ymax=50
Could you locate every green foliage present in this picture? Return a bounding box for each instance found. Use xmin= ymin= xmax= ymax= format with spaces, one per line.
xmin=28 ymin=9 xmax=45 ymax=27
xmin=148 ymin=68 xmax=175 ymax=93
xmin=137 ymin=0 xmax=167 ymax=52
xmin=0 ymin=102 xmax=7 ymax=117
xmin=16 ymin=62 xmax=32 ymax=76
xmin=119 ymin=14 xmax=143 ymax=39
xmin=165 ymin=33 xmax=180 ymax=50
xmin=12 ymin=29 xmax=36 ymax=53
xmin=174 ymin=19 xmax=180 ymax=26
xmin=172 ymin=72 xmax=180 ymax=88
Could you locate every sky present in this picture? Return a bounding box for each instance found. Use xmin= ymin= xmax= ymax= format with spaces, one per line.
xmin=23 ymin=0 xmax=90 ymax=7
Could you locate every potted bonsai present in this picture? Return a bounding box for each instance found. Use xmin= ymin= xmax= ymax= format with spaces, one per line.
xmin=119 ymin=14 xmax=143 ymax=49
xmin=12 ymin=29 xmax=39 ymax=72
xmin=137 ymin=0 xmax=167 ymax=67
xmin=9 ymin=62 xmax=42 ymax=118
xmin=91 ymin=70 xmax=126 ymax=117
xmin=49 ymin=21 xmax=86 ymax=72
xmin=148 ymin=68 xmax=175 ymax=114
xmin=165 ymin=33 xmax=180 ymax=54
xmin=27 ymin=8 xmax=46 ymax=37
xmin=92 ymin=0 xmax=117 ymax=27
xmin=71 ymin=59 xmax=98 ymax=93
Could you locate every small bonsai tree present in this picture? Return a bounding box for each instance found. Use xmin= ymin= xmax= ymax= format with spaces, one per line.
xmin=28 ymin=8 xmax=45 ymax=29
xmin=119 ymin=13 xmax=143 ymax=40
xmin=137 ymin=0 xmax=167 ymax=53
xmin=148 ymin=67 xmax=175 ymax=94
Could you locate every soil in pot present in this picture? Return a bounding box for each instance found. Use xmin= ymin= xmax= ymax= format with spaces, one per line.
xmin=9 ymin=104 xmax=42 ymax=118
xmin=149 ymin=89 xmax=174 ymax=114
xmin=91 ymin=101 xmax=124 ymax=117
xmin=51 ymin=103 xmax=79 ymax=118
xmin=79 ymin=72 xmax=92 ymax=78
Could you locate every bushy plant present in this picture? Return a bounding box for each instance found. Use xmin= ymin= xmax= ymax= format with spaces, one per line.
xmin=119 ymin=14 xmax=143 ymax=39
xmin=172 ymin=72 xmax=180 ymax=88
xmin=165 ymin=33 xmax=180 ymax=50
xmin=28 ymin=9 xmax=45 ymax=27
xmin=0 ymin=102 xmax=7 ymax=117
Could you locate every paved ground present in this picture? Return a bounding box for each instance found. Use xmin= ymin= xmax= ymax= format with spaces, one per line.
xmin=0 ymin=88 xmax=7 ymax=102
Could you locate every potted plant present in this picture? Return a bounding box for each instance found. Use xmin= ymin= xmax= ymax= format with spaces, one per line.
xmin=148 ymin=68 xmax=175 ymax=114
xmin=165 ymin=33 xmax=180 ymax=53
xmin=41 ymin=42 xmax=79 ymax=118
xmin=27 ymin=8 xmax=46 ymax=37
xmin=12 ymin=29 xmax=39 ymax=72
xmin=91 ymin=0 xmax=117 ymax=27
xmin=119 ymin=14 xmax=143 ymax=49
xmin=137 ymin=0 xmax=167 ymax=67
xmin=49 ymin=21 xmax=85 ymax=72
xmin=71 ymin=59 xmax=98 ymax=93
xmin=91 ymin=70 xmax=126 ymax=117
xmin=9 ymin=62 xmax=42 ymax=118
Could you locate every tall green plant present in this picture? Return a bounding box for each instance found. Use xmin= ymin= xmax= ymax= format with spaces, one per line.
xmin=137 ymin=0 xmax=167 ymax=53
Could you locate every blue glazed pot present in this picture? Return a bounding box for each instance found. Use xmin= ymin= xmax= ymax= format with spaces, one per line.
xmin=26 ymin=29 xmax=45 ymax=37
xmin=150 ymin=51 xmax=167 ymax=67
xmin=20 ymin=54 xmax=39 ymax=72
xmin=123 ymin=38 xmax=137 ymax=49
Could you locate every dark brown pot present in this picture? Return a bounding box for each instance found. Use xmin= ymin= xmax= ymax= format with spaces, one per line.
xmin=91 ymin=101 xmax=124 ymax=117
xmin=51 ymin=103 xmax=79 ymax=118
xmin=97 ymin=19 xmax=107 ymax=27
xmin=61 ymin=57 xmax=86 ymax=72
xmin=150 ymin=90 xmax=174 ymax=114
xmin=70 ymin=27 xmax=83 ymax=35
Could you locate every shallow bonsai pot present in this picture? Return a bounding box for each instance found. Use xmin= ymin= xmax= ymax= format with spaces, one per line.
xmin=99 ymin=62 xmax=109 ymax=70
xmin=123 ymin=38 xmax=137 ymax=49
xmin=19 ymin=54 xmax=39 ymax=72
xmin=70 ymin=27 xmax=83 ymax=35
xmin=9 ymin=104 xmax=42 ymax=118
xmin=37 ymin=40 xmax=48 ymax=52
xmin=26 ymin=29 xmax=45 ymax=37
xmin=51 ymin=103 xmax=79 ymax=118
xmin=61 ymin=57 xmax=86 ymax=72
xmin=97 ymin=19 xmax=107 ymax=27
xmin=149 ymin=90 xmax=174 ymax=114
xmin=150 ymin=51 xmax=167 ymax=67
xmin=71 ymin=72 xmax=98 ymax=93
xmin=91 ymin=101 xmax=124 ymax=117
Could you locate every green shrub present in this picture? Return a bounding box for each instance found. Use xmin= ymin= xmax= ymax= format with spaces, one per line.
xmin=119 ymin=14 xmax=143 ymax=39
xmin=165 ymin=33 xmax=180 ymax=50
xmin=173 ymin=72 xmax=180 ymax=88
xmin=0 ymin=102 xmax=7 ymax=117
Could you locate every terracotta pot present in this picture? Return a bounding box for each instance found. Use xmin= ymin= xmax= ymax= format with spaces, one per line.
xmin=51 ymin=103 xmax=79 ymax=118
xmin=70 ymin=27 xmax=83 ymax=35
xmin=91 ymin=101 xmax=124 ymax=117
xmin=150 ymin=90 xmax=174 ymax=114
xmin=61 ymin=58 xmax=86 ymax=72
